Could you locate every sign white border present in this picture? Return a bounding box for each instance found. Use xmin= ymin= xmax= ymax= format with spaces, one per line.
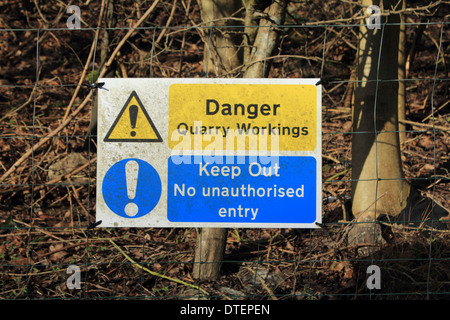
xmin=96 ymin=78 xmax=322 ymax=228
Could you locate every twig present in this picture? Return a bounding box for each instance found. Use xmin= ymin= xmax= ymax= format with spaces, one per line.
xmin=62 ymin=0 xmax=106 ymax=121
xmin=0 ymin=1 xmax=106 ymax=184
xmin=155 ymin=0 xmax=178 ymax=44
xmin=12 ymin=219 xmax=66 ymax=242
xmin=68 ymin=177 xmax=91 ymax=222
xmin=399 ymin=119 xmax=449 ymax=132
xmin=309 ymin=242 xmax=384 ymax=260
xmin=325 ymin=168 xmax=350 ymax=182
xmin=0 ymin=157 xmax=96 ymax=195
xmin=1 ymin=0 xmax=160 ymax=184
xmin=244 ymin=266 xmax=278 ymax=300
xmin=0 ymin=84 xmax=39 ymax=122
xmin=378 ymin=220 xmax=450 ymax=234
xmin=108 ymin=238 xmax=209 ymax=296
xmin=0 ymin=93 xmax=94 ymax=184
xmin=422 ymin=100 xmax=450 ymax=122
xmin=101 ymin=0 xmax=161 ymax=77
xmin=220 ymin=54 xmax=322 ymax=77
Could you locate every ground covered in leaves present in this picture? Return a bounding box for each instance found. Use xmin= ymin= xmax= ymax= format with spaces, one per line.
xmin=0 ymin=0 xmax=449 ymax=300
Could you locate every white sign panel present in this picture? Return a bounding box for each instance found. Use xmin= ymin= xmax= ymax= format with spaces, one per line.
xmin=96 ymin=78 xmax=322 ymax=228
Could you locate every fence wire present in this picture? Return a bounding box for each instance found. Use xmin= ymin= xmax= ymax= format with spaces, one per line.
xmin=0 ymin=1 xmax=449 ymax=301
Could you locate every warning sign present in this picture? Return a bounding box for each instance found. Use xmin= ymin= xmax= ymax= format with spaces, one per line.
xmin=104 ymin=91 xmax=163 ymax=142
xmin=167 ymin=155 xmax=317 ymax=223
xmin=169 ymin=84 xmax=317 ymax=151
xmin=102 ymin=158 xmax=162 ymax=219
xmin=96 ymin=78 xmax=322 ymax=229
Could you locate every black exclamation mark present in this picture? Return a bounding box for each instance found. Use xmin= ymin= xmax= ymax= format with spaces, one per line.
xmin=129 ymin=105 xmax=138 ymax=137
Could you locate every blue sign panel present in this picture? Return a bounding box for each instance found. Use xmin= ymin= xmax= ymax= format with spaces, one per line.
xmin=102 ymin=158 xmax=162 ymax=219
xmin=167 ymin=156 xmax=317 ymax=224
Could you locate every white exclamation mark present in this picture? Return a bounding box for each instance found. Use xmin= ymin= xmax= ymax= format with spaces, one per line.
xmin=125 ymin=160 xmax=139 ymax=217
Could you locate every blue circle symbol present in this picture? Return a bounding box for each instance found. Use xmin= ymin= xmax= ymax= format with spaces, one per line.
xmin=102 ymin=158 xmax=162 ymax=219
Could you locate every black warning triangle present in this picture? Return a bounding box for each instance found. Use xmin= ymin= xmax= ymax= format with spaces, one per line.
xmin=104 ymin=91 xmax=163 ymax=143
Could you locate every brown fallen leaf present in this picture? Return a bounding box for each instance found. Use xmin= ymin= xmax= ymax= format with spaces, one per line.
xmin=342 ymin=121 xmax=352 ymax=132
xmin=50 ymin=243 xmax=67 ymax=261
xmin=418 ymin=163 xmax=435 ymax=175
xmin=418 ymin=136 xmax=434 ymax=149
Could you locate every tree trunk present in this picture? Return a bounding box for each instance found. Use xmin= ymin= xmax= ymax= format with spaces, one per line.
xmin=349 ymin=0 xmax=449 ymax=247
xmin=398 ymin=0 xmax=406 ymax=144
xmin=193 ymin=0 xmax=287 ymax=280
xmin=349 ymin=0 xmax=410 ymax=247
xmin=199 ymin=0 xmax=242 ymax=76
xmin=193 ymin=0 xmax=242 ymax=281
xmin=193 ymin=228 xmax=228 ymax=280
xmin=243 ymin=0 xmax=287 ymax=78
xmin=84 ymin=0 xmax=116 ymax=152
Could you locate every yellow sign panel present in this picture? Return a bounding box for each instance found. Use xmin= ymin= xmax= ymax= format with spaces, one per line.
xmin=168 ymin=84 xmax=317 ymax=151
xmin=104 ymin=91 xmax=162 ymax=142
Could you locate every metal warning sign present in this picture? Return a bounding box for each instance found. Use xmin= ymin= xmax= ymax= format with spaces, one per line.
xmin=104 ymin=91 xmax=162 ymax=142
xmin=169 ymin=84 xmax=317 ymax=151
xmin=96 ymin=78 xmax=322 ymax=228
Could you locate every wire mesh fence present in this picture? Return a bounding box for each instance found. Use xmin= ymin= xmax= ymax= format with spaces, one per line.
xmin=0 ymin=0 xmax=449 ymax=301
